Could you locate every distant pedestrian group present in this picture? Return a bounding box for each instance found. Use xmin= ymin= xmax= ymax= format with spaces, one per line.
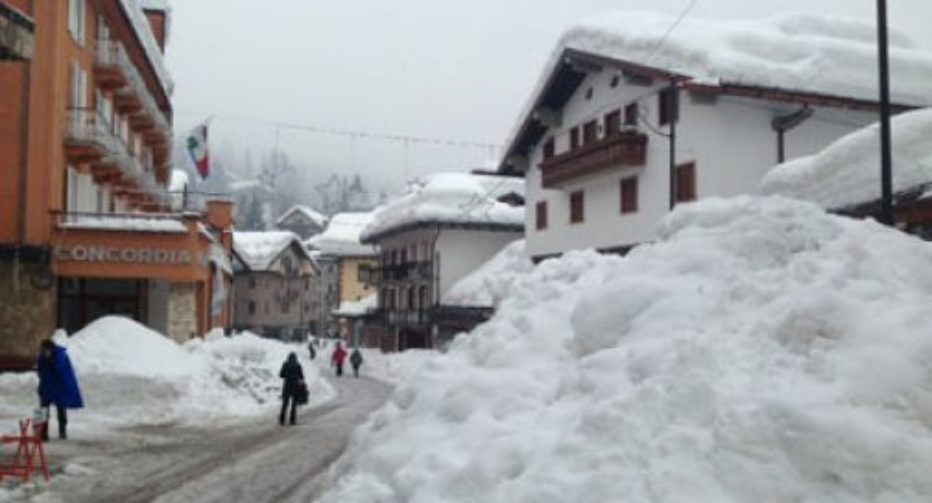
xmin=330 ymin=343 xmax=365 ymax=378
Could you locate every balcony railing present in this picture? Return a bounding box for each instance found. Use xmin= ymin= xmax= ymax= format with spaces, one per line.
xmin=54 ymin=210 xmax=187 ymax=233
xmin=94 ymin=39 xmax=131 ymax=89
xmin=381 ymin=262 xmax=432 ymax=282
xmin=0 ymin=2 xmax=34 ymax=61
xmin=387 ymin=310 xmax=429 ymax=326
xmin=97 ymin=37 xmax=172 ymax=143
xmin=540 ymin=131 xmax=648 ymax=189
xmin=65 ymin=109 xmax=123 ymax=161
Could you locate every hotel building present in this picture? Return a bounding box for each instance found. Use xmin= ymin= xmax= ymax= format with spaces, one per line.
xmin=0 ymin=0 xmax=233 ymax=370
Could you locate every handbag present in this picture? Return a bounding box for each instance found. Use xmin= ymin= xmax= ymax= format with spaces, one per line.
xmin=295 ymin=382 xmax=309 ymax=405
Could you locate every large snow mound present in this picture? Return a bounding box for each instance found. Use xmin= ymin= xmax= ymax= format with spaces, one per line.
xmin=361 ymin=173 xmax=524 ymax=242
xmin=307 ymin=212 xmax=378 ymax=257
xmin=442 ymin=239 xmax=533 ymax=308
xmin=0 ymin=317 xmax=333 ymax=427
xmin=321 ymin=196 xmax=932 ymax=502
xmin=760 ymin=108 xmax=932 ymax=210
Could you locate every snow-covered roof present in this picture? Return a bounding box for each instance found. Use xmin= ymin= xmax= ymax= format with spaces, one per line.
xmin=233 ymin=231 xmax=308 ymax=271
xmin=760 ymin=108 xmax=932 ymax=210
xmin=501 ymin=12 xmax=932 ymax=173
xmin=276 ymin=204 xmax=328 ymax=228
xmin=361 ymin=173 xmax=525 ymax=242
xmin=333 ymin=294 xmax=378 ymax=318
xmin=119 ymin=0 xmax=173 ymax=96
xmin=442 ymin=240 xmax=532 ymax=308
xmin=306 ymin=212 xmax=379 ymax=257
xmin=140 ymin=0 xmax=170 ymax=11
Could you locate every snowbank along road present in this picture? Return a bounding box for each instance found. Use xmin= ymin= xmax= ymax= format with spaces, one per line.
xmin=5 ymin=375 xmax=391 ymax=503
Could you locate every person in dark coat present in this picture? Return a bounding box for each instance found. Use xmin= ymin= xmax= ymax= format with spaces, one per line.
xmin=331 ymin=342 xmax=347 ymax=377
xmin=37 ymin=339 xmax=83 ymax=441
xmin=278 ymin=352 xmax=305 ymax=426
xmin=349 ymin=348 xmax=364 ymax=378
xmin=308 ymin=340 xmax=316 ymax=361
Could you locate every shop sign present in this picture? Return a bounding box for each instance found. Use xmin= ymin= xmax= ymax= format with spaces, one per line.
xmin=55 ymin=246 xmax=195 ymax=265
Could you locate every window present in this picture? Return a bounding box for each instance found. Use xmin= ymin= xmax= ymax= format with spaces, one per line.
xmin=249 ymin=277 xmax=256 ymax=289
xmin=543 ymin=138 xmax=555 ymax=160
xmin=621 ymin=177 xmax=638 ymax=214
xmin=675 ymin=162 xmax=697 ymax=202
xmin=570 ymin=191 xmax=584 ymax=224
xmin=604 ymin=110 xmax=621 ymax=137
xmin=248 ymin=301 xmax=256 ymax=315
xmin=570 ymin=127 xmax=580 ymax=150
xmin=68 ymin=0 xmax=86 ymax=46
xmin=659 ymin=88 xmax=679 ymax=126
xmin=585 ymin=87 xmax=594 ymax=100
xmin=624 ymin=103 xmax=639 ymax=127
xmin=358 ymin=265 xmax=370 ymax=283
xmin=535 ymin=201 xmax=548 ymax=230
xmin=582 ymin=121 xmax=598 ymax=146
xmin=419 ymin=286 xmax=428 ymax=311
xmin=610 ymin=75 xmax=621 ymax=88
xmin=69 ymin=61 xmax=88 ymax=109
xmin=408 ymin=288 xmax=417 ymax=311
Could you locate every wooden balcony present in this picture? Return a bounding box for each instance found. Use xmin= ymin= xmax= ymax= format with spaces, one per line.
xmin=540 ymin=131 xmax=648 ymax=189
xmin=0 ymin=2 xmax=34 ymax=61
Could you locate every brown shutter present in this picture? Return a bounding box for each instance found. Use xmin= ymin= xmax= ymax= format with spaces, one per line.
xmin=675 ymin=162 xmax=697 ymax=202
xmin=570 ymin=190 xmax=585 ymax=224
xmin=543 ymin=138 xmax=555 ymax=160
xmin=621 ymin=177 xmax=639 ymax=213
xmin=536 ymin=201 xmax=548 ymax=230
xmin=604 ymin=110 xmax=621 ymax=136
xmin=570 ymin=127 xmax=580 ymax=150
xmin=582 ymin=121 xmax=598 ymax=146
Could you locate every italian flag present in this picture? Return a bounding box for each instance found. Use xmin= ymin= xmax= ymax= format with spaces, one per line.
xmin=186 ymin=123 xmax=210 ymax=180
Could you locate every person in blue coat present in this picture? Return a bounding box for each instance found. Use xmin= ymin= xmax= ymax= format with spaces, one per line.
xmin=37 ymin=339 xmax=83 ymax=441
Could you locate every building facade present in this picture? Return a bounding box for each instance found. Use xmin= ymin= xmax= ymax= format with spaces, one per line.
xmin=0 ymin=1 xmax=34 ymax=61
xmin=0 ymin=0 xmax=234 ymax=370
xmin=306 ymin=212 xmax=379 ymax=337
xmin=232 ymin=232 xmax=319 ymax=340
xmin=498 ymin=25 xmax=926 ymax=261
xmin=275 ymin=205 xmax=327 ymax=240
xmin=360 ymin=173 xmax=524 ymax=351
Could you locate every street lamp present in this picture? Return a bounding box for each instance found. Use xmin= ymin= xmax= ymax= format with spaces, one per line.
xmin=877 ymin=0 xmax=894 ymax=226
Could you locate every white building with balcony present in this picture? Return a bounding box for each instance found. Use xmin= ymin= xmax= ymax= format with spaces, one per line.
xmin=498 ymin=12 xmax=932 ymax=261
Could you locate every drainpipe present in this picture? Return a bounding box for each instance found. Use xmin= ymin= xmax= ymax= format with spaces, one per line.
xmin=667 ymin=80 xmax=678 ymax=211
xmin=771 ymin=106 xmax=813 ymax=164
xmin=13 ymin=0 xmax=35 ymax=292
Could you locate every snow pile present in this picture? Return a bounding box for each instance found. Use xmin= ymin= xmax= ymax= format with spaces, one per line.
xmin=233 ymin=230 xmax=304 ymax=270
xmin=321 ymin=196 xmax=932 ymax=502
xmin=353 ymin=349 xmax=436 ymax=386
xmin=443 ymin=240 xmax=533 ymax=308
xmin=761 ymin=108 xmax=932 ymax=210
xmin=307 ymin=212 xmax=378 ymax=257
xmin=0 ymin=317 xmax=333 ymax=428
xmin=361 ymin=173 xmax=524 ymax=242
xmin=334 ymin=294 xmax=378 ymax=318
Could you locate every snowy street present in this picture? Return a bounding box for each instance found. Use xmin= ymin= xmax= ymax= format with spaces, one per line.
xmin=4 ymin=375 xmax=392 ymax=503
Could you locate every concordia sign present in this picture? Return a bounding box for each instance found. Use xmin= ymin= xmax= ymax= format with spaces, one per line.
xmin=55 ymin=245 xmax=195 ymax=265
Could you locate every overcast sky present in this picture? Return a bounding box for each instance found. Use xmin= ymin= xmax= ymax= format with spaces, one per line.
xmin=166 ymin=0 xmax=932 ymax=194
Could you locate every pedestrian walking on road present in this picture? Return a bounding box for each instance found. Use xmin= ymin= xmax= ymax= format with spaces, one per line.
xmin=331 ymin=342 xmax=347 ymax=377
xmin=308 ymin=339 xmax=316 ymax=360
xmin=350 ymin=348 xmax=364 ymax=378
xmin=279 ymin=352 xmax=305 ymax=426
xmin=36 ymin=339 xmax=83 ymax=441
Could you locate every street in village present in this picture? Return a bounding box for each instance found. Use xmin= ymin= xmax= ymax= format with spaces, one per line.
xmin=4 ymin=376 xmax=391 ymax=503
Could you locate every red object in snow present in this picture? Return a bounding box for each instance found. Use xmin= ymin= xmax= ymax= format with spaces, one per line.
xmin=0 ymin=419 xmax=50 ymax=483
xmin=331 ymin=346 xmax=348 ymax=365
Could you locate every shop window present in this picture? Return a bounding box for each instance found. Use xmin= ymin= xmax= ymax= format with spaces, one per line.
xmin=570 ymin=191 xmax=585 ymax=224
xmin=676 ymin=162 xmax=697 ymax=202
xmin=536 ymin=201 xmax=548 ymax=230
xmin=621 ymin=177 xmax=639 ymax=214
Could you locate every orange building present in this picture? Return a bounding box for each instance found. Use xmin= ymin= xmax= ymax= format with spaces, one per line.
xmin=0 ymin=0 xmax=233 ymax=370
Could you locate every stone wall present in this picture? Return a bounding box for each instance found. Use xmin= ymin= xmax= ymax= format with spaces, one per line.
xmin=0 ymin=261 xmax=56 ymax=370
xmin=167 ymin=282 xmax=197 ymax=343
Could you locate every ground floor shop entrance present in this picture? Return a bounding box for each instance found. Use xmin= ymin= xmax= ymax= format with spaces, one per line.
xmin=57 ymin=278 xmax=147 ymax=334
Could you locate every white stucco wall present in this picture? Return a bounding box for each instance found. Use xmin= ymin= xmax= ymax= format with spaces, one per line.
xmin=523 ymin=68 xmax=877 ymax=258
xmin=436 ymin=229 xmax=521 ymax=298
